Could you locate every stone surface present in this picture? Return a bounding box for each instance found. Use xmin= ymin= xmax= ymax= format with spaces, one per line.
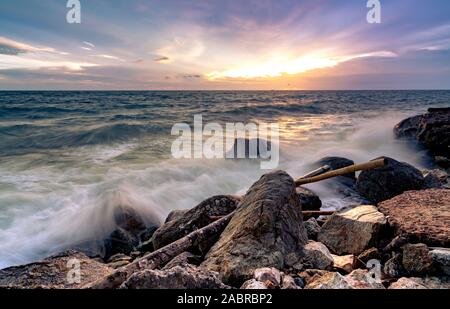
xmin=394 ymin=115 xmax=423 ymax=139
xmin=241 ymin=279 xmax=268 ymax=289
xmin=318 ymin=205 xmax=387 ymax=255
xmin=119 ymin=265 xmax=230 ymax=289
xmin=384 ymin=253 xmax=405 ymax=278
xmin=139 ymin=225 xmax=159 ymax=242
xmin=254 ymin=268 xmax=282 ymax=287
xmin=316 ymin=156 xmax=356 ymax=180
xmin=281 ymin=275 xmax=300 ymax=289
xmin=304 ymin=217 xmax=321 ymax=240
xmin=388 ymin=277 xmax=428 ymax=289
xmin=402 ymin=243 xmax=433 ymax=275
xmin=302 ymin=241 xmax=334 ymax=270
xmin=162 ymin=252 xmax=202 ymax=270
xmin=356 ymin=157 xmax=424 ymax=203
xmin=429 ymin=248 xmax=450 ymax=275
xmin=332 ymin=254 xmax=354 ymax=273
xmin=411 ymin=276 xmax=450 ymax=289
xmin=0 ymin=251 xmax=113 ymax=289
xmin=165 ymin=209 xmax=189 ymax=223
xmin=201 ymin=170 xmax=308 ymax=286
xmin=305 ymin=272 xmax=353 ymax=289
xmin=104 ymin=227 xmax=140 ymax=259
xmin=345 ymin=269 xmax=385 ymax=289
xmin=423 ymin=169 xmax=448 ymax=189
xmin=296 ymin=187 xmax=322 ymax=211
xmin=151 ymin=195 xmax=240 ymax=253
xmin=378 ymin=189 xmax=450 ymax=247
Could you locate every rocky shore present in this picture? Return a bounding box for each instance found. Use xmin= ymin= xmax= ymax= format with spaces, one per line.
xmin=0 ymin=108 xmax=449 ymax=289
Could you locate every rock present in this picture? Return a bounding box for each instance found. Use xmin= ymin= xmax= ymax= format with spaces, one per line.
xmin=162 ymin=252 xmax=202 ymax=270
xmin=104 ymin=227 xmax=140 ymax=259
xmin=119 ymin=265 xmax=230 ymax=289
xmin=378 ymin=189 xmax=450 ymax=247
xmin=332 ymin=254 xmax=354 ymax=273
xmin=384 ymin=253 xmax=405 ymax=278
xmin=254 ymin=268 xmax=282 ymax=287
xmin=423 ymin=169 xmax=448 ymax=189
xmin=305 ymin=272 xmax=353 ymax=289
xmin=318 ymin=205 xmax=387 ymax=255
xmin=411 ymin=276 xmax=450 ymax=289
xmin=107 ymin=253 xmax=131 ymax=264
xmin=201 ymin=170 xmax=308 ymax=286
xmin=388 ymin=277 xmax=428 ymax=289
xmin=139 ymin=225 xmax=159 ymax=242
xmin=165 ymin=209 xmax=189 ymax=223
xmin=114 ymin=206 xmax=147 ymax=235
xmin=241 ymin=279 xmax=268 ymax=289
xmin=151 ymin=195 xmax=240 ymax=253
xmin=298 ymin=269 xmax=330 ymax=285
xmin=355 ymin=248 xmax=380 ymax=269
xmin=137 ymin=239 xmax=153 ymax=254
xmin=302 ymin=241 xmax=334 ymax=270
xmin=281 ymin=275 xmax=301 ymax=289
xmin=0 ymin=250 xmax=113 ymax=289
xmin=108 ymin=260 xmax=130 ymax=269
xmin=429 ymin=248 xmax=450 ymax=275
xmin=356 ymin=157 xmax=424 ymax=203
xmin=316 ymin=156 xmax=356 ymax=181
xmin=435 ymin=156 xmax=450 ymax=169
xmin=304 ymin=217 xmax=321 ymax=240
xmin=296 ymin=187 xmax=322 ymax=211
xmin=345 ymin=269 xmax=385 ymax=289
xmin=402 ymin=243 xmax=433 ymax=275
xmin=394 ymin=115 xmax=423 ymax=138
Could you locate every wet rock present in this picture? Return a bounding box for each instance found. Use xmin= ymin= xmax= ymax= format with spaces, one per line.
xmin=302 ymin=241 xmax=334 ymax=270
xmin=139 ymin=225 xmax=159 ymax=242
xmin=151 ymin=195 xmax=240 ymax=253
xmin=254 ymin=268 xmax=282 ymax=287
xmin=332 ymin=254 xmax=354 ymax=274
xmin=305 ymin=272 xmax=353 ymax=289
xmin=389 ymin=277 xmax=428 ymax=289
xmin=104 ymin=228 xmax=140 ymax=259
xmin=345 ymin=269 xmax=385 ymax=289
xmin=202 ymin=171 xmax=308 ymax=286
xmin=114 ymin=207 xmax=147 ymax=235
xmin=304 ymin=217 xmax=321 ymax=240
xmin=162 ymin=252 xmax=202 ymax=270
xmin=119 ymin=265 xmax=230 ymax=289
xmin=316 ymin=156 xmax=356 ymax=181
xmin=0 ymin=251 xmax=113 ymax=289
xmin=429 ymin=248 xmax=450 ymax=275
xmin=423 ymin=169 xmax=448 ymax=189
xmin=378 ymin=189 xmax=450 ymax=247
xmin=165 ymin=210 xmax=189 ymax=223
xmin=296 ymin=187 xmax=322 ymax=212
xmin=136 ymin=239 xmax=153 ymax=254
xmin=318 ymin=205 xmax=387 ymax=255
xmin=394 ymin=115 xmax=423 ymax=139
xmin=241 ymin=279 xmax=268 ymax=289
xmin=356 ymin=157 xmax=424 ymax=203
xmin=384 ymin=253 xmax=405 ymax=278
xmin=402 ymin=243 xmax=433 ymax=276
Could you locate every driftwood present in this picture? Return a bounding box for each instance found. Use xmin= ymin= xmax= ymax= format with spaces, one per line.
xmin=295 ymin=158 xmax=387 ymax=186
xmin=86 ymin=159 xmax=387 ymax=289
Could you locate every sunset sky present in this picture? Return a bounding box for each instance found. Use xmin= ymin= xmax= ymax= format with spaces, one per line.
xmin=1 ymin=0 xmax=450 ymax=90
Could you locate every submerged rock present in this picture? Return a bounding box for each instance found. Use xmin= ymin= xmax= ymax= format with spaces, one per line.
xmin=356 ymin=157 xmax=424 ymax=203
xmin=317 ymin=205 xmax=387 ymax=255
xmin=119 ymin=265 xmax=230 ymax=289
xmin=378 ymin=189 xmax=450 ymax=247
xmin=0 ymin=251 xmax=113 ymax=289
xmin=201 ymin=170 xmax=308 ymax=286
xmin=151 ymin=195 xmax=240 ymax=253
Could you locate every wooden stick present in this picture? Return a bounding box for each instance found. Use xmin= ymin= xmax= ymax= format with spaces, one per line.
xmin=300 ymin=165 xmax=331 ymax=179
xmin=295 ymin=158 xmax=387 ymax=186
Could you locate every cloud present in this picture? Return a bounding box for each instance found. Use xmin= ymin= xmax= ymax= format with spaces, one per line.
xmin=97 ymin=54 xmax=120 ymax=60
xmin=83 ymin=41 xmax=95 ymax=48
xmin=81 ymin=47 xmax=92 ymax=51
xmin=0 ymin=37 xmax=57 ymax=55
xmin=154 ymin=56 xmax=170 ymax=63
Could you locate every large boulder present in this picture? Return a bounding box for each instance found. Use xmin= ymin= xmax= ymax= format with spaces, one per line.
xmin=356 ymin=157 xmax=424 ymax=203
xmin=378 ymin=189 xmax=450 ymax=247
xmin=119 ymin=265 xmax=230 ymax=289
xmin=151 ymin=195 xmax=240 ymax=253
xmin=318 ymin=205 xmax=387 ymax=255
xmin=0 ymin=251 xmax=113 ymax=289
xmin=201 ymin=170 xmax=308 ymax=286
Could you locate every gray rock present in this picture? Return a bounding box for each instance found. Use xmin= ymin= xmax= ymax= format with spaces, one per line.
xmin=119 ymin=265 xmax=230 ymax=289
xmin=429 ymin=247 xmax=450 ymax=275
xmin=304 ymin=217 xmax=321 ymax=240
xmin=151 ymin=195 xmax=240 ymax=253
xmin=318 ymin=205 xmax=387 ymax=255
xmin=139 ymin=225 xmax=159 ymax=242
xmin=356 ymin=157 xmax=424 ymax=203
xmin=402 ymin=243 xmax=433 ymax=276
xmin=201 ymin=170 xmax=308 ymax=286
xmin=384 ymin=253 xmax=405 ymax=278
xmin=394 ymin=114 xmax=423 ymax=139
xmin=296 ymin=187 xmax=322 ymax=211
xmin=411 ymin=276 xmax=450 ymax=289
xmin=423 ymin=169 xmax=448 ymax=189
xmin=302 ymin=241 xmax=334 ymax=270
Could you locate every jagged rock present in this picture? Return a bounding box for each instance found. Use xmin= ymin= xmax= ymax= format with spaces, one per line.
xmin=281 ymin=275 xmax=301 ymax=289
xmin=201 ymin=171 xmax=308 ymax=286
xmin=298 ymin=269 xmax=330 ymax=285
xmin=429 ymin=248 xmax=450 ymax=275
xmin=389 ymin=277 xmax=428 ymax=289
xmin=378 ymin=189 xmax=450 ymax=247
xmin=423 ymin=169 xmax=448 ymax=189
xmin=165 ymin=210 xmax=189 ymax=223
xmin=384 ymin=253 xmax=405 ymax=278
xmin=345 ymin=269 xmax=385 ymax=289
xmin=355 ymin=248 xmax=380 ymax=269
xmin=302 ymin=241 xmax=334 ymax=270
xmin=318 ymin=205 xmax=387 ymax=255
xmin=332 ymin=254 xmax=354 ymax=273
xmin=162 ymin=252 xmax=202 ymax=270
xmin=305 ymin=272 xmax=353 ymax=289
xmin=241 ymin=279 xmax=268 ymax=289
xmin=151 ymin=195 xmax=240 ymax=253
xmin=402 ymin=243 xmax=433 ymax=275
xmin=0 ymin=251 xmax=113 ymax=289
xmin=104 ymin=228 xmax=140 ymax=259
xmin=356 ymin=157 xmax=424 ymax=203
xmin=139 ymin=225 xmax=159 ymax=242
xmin=304 ymin=218 xmax=321 ymax=240
xmin=119 ymin=265 xmax=230 ymax=289
xmin=394 ymin=115 xmax=424 ymax=138
xmin=296 ymin=187 xmax=322 ymax=211
xmin=254 ymin=268 xmax=282 ymax=287
xmin=114 ymin=207 xmax=147 ymax=235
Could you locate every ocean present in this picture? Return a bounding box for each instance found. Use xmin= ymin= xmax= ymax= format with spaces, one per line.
xmin=0 ymin=90 xmax=449 ymax=268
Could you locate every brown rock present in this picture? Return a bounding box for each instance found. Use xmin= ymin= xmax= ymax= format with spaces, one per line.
xmin=332 ymin=254 xmax=355 ymax=273
xmin=389 ymin=277 xmax=428 ymax=289
xmin=402 ymin=243 xmax=433 ymax=275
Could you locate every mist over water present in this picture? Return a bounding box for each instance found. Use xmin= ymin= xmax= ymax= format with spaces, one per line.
xmin=0 ymin=90 xmax=449 ymax=268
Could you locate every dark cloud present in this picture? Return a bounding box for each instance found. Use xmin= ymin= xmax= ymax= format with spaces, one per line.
xmin=182 ymin=74 xmax=202 ymax=79
xmin=154 ymin=56 xmax=170 ymax=62
xmin=0 ymin=43 xmax=27 ymax=55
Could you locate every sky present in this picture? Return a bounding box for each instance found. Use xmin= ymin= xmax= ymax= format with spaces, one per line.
xmin=0 ymin=0 xmax=450 ymax=90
